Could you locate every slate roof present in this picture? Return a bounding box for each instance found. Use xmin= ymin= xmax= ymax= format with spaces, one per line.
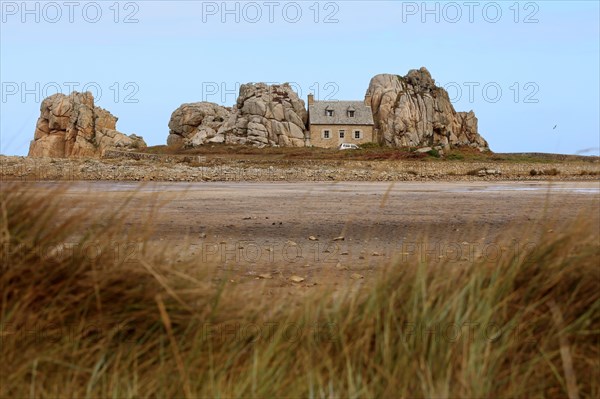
xmin=309 ymin=101 xmax=374 ymax=126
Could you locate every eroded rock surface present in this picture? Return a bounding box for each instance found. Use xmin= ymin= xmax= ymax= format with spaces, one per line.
xmin=28 ymin=92 xmax=145 ymax=158
xmin=167 ymin=102 xmax=232 ymax=147
xmin=169 ymin=83 xmax=308 ymax=148
xmin=366 ymin=68 xmax=489 ymax=151
xmin=220 ymin=82 xmax=307 ymax=147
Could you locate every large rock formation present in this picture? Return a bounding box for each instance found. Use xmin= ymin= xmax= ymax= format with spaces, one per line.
xmin=220 ymin=83 xmax=307 ymax=147
xmin=167 ymin=102 xmax=232 ymax=147
xmin=168 ymin=83 xmax=308 ymax=148
xmin=28 ymin=92 xmax=146 ymax=158
xmin=169 ymin=74 xmax=487 ymax=150
xmin=367 ymin=67 xmax=489 ymax=150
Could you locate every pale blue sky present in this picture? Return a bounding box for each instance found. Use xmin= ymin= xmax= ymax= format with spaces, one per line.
xmin=1 ymin=1 xmax=599 ymax=155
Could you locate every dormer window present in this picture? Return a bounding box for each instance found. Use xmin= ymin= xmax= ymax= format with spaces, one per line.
xmin=326 ymin=109 xmax=333 ymax=117
xmin=347 ymin=106 xmax=356 ymax=117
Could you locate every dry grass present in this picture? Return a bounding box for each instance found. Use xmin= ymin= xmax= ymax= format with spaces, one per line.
xmin=1 ymin=183 xmax=599 ymax=398
xmin=143 ymin=144 xmax=599 ymax=164
xmin=147 ymin=143 xmax=430 ymax=162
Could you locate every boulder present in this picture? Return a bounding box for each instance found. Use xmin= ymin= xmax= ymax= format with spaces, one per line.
xmin=415 ymin=147 xmax=433 ymax=153
xmin=217 ymin=82 xmax=308 ymax=147
xmin=167 ymin=102 xmax=231 ymax=148
xmin=28 ymin=91 xmax=146 ymax=158
xmin=366 ymin=67 xmax=489 ymax=151
xmin=169 ymin=83 xmax=308 ymax=148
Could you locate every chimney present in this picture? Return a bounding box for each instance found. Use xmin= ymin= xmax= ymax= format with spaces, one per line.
xmin=308 ymin=93 xmax=314 ymax=105
xmin=364 ymin=94 xmax=372 ymax=106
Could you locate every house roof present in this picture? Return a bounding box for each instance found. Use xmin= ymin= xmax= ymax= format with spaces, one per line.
xmin=309 ymin=101 xmax=374 ymax=125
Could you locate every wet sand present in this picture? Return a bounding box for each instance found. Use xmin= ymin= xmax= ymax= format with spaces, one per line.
xmin=23 ymin=181 xmax=600 ymax=276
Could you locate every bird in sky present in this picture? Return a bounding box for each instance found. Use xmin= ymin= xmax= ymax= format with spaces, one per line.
xmin=553 ymin=125 xmax=557 ymax=130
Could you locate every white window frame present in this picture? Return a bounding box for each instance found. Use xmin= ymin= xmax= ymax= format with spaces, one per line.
xmin=348 ymin=110 xmax=355 ymax=117
xmin=339 ymin=130 xmax=345 ymax=139
xmin=354 ymin=130 xmax=362 ymax=140
xmin=326 ymin=109 xmax=334 ymax=117
xmin=322 ymin=129 xmax=331 ymax=139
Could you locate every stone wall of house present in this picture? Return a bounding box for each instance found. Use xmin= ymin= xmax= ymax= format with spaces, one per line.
xmin=308 ymin=124 xmax=374 ymax=148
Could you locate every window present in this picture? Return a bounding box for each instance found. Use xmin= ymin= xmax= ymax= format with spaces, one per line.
xmin=348 ymin=110 xmax=355 ymax=117
xmin=339 ymin=130 xmax=345 ymax=139
xmin=354 ymin=130 xmax=362 ymax=139
xmin=323 ymin=130 xmax=330 ymax=139
xmin=326 ymin=109 xmax=334 ymax=116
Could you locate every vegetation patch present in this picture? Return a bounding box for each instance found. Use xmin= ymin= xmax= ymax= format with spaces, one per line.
xmin=1 ymin=184 xmax=598 ymax=397
xmin=530 ymin=168 xmax=561 ymax=176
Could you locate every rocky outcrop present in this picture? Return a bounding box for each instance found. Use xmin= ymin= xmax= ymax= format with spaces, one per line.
xmin=167 ymin=102 xmax=232 ymax=147
xmin=366 ymin=68 xmax=489 ymax=151
xmin=28 ymin=92 xmax=146 ymax=158
xmin=169 ymin=83 xmax=308 ymax=148
xmin=219 ymin=83 xmax=307 ymax=147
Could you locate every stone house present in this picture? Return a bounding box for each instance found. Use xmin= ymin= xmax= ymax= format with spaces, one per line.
xmin=306 ymin=94 xmax=375 ymax=148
